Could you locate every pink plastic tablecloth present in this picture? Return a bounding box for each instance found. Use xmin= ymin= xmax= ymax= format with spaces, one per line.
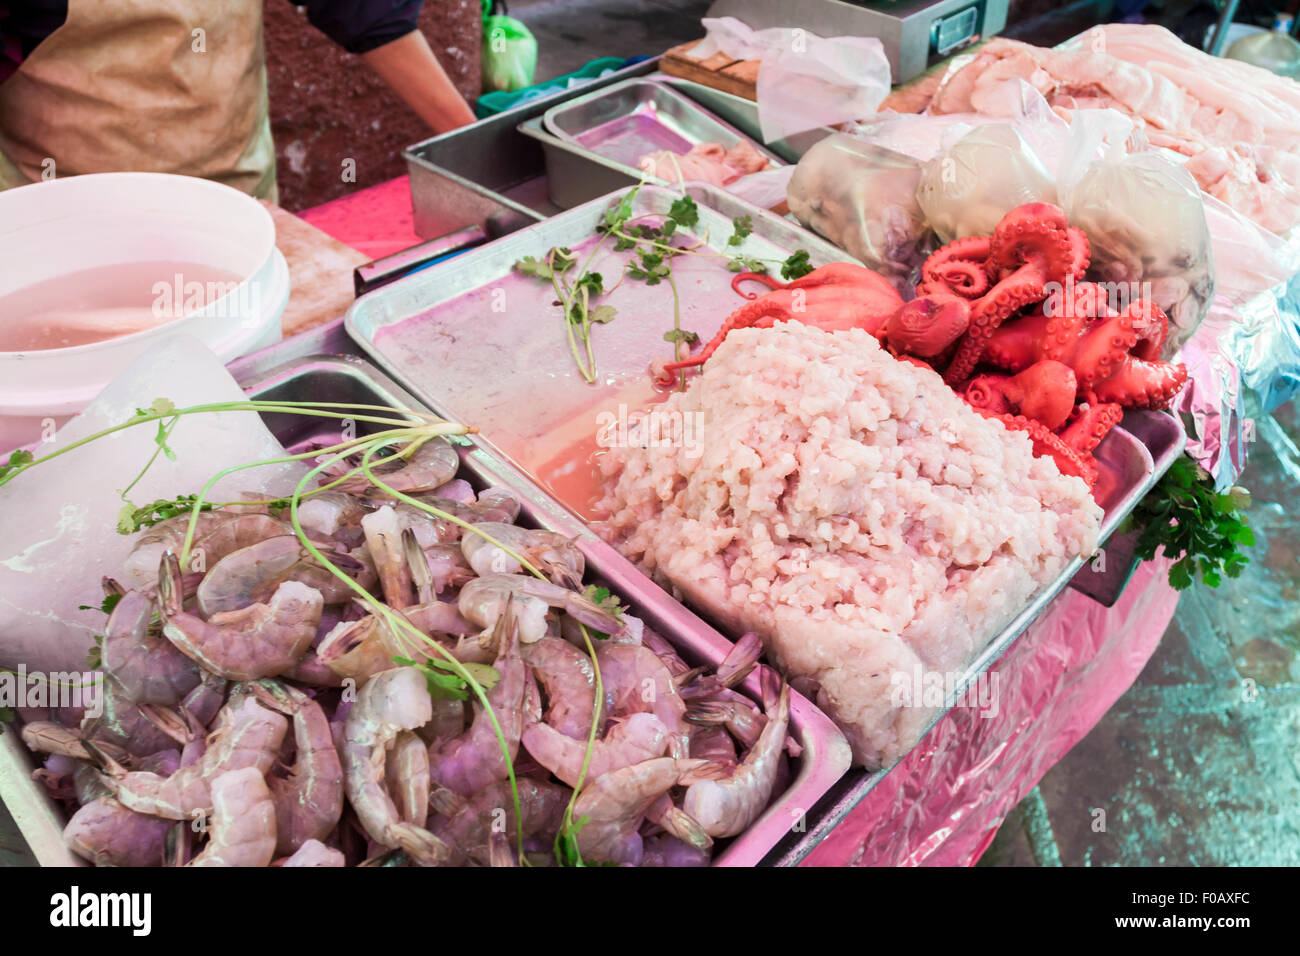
xmin=299 ymin=178 xmax=1182 ymax=868
xmin=297 ymin=176 xmax=421 ymax=262
xmin=802 ymin=557 xmax=1178 ymax=866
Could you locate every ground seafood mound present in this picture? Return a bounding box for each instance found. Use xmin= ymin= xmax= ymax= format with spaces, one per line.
xmin=596 ymin=323 xmax=1103 ymax=768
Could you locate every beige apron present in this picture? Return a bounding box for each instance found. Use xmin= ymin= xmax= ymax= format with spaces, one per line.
xmin=0 ymin=0 xmax=277 ymax=200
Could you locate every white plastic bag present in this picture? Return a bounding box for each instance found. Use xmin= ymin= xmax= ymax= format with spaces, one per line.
xmin=688 ymin=17 xmax=891 ymax=143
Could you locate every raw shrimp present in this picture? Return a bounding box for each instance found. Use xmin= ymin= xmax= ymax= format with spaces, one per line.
xmin=181 ymin=670 xmax=228 ymax=728
xmin=362 ymin=506 xmax=415 ymax=608
xmin=197 ymin=535 xmax=358 ymax=616
xmin=21 ymin=722 xmax=125 ymax=763
xmin=84 ymin=678 xmax=182 ymax=757
xmin=521 ymin=637 xmax=598 ymax=740
xmin=159 ymin=552 xmax=323 ymax=681
xmin=461 ymin=523 xmax=585 ymax=588
xmin=278 ymin=839 xmax=346 ymax=867
xmin=430 ymin=478 xmax=474 ymax=503
xmin=686 ymin=695 xmax=764 ymax=750
xmin=597 ymin=643 xmax=690 ymax=758
xmin=316 ymin=601 xmax=457 ymax=684
xmin=458 ymin=573 xmax=624 ymax=645
xmin=470 ymin=487 xmax=521 ymax=524
xmin=417 ymin=698 xmax=465 ymax=745
xmin=680 ymin=685 xmax=790 ymax=838
xmin=429 ymin=778 xmax=569 ymax=866
xmin=64 ymin=797 xmax=172 ymax=867
xmin=296 ymin=491 xmax=374 ymax=543
xmin=190 ymin=513 xmax=297 ymax=566
xmin=405 ymin=497 xmax=478 ymax=542
xmin=250 ymin=682 xmax=344 ymax=855
xmin=342 ymin=666 xmax=450 ymax=865
xmin=281 ymin=648 xmax=344 ymax=687
xmin=521 ymin=713 xmax=669 ymax=788
xmin=101 ymin=589 xmax=201 ymax=706
xmin=97 ymin=693 xmax=288 ymax=819
xmin=717 ymin=632 xmax=763 ymax=687
xmin=189 ymin=768 xmax=277 ymax=867
xmin=640 ymin=833 xmax=712 ymax=867
xmin=428 ymin=600 xmax=527 ymax=796
xmin=646 ymin=793 xmax=713 ymax=851
xmin=689 ymin=724 xmax=738 ymax=765
xmin=334 ymin=437 xmax=459 ymax=497
xmin=421 ymin=543 xmax=475 ymax=594
xmin=120 ymin=511 xmax=226 ymax=586
xmin=385 ymin=731 xmax=430 ymax=828
xmin=571 ymin=757 xmax=684 ymax=866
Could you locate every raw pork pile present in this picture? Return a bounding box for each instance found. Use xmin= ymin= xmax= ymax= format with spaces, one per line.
xmin=929 ymin=25 xmax=1300 ymax=234
xmin=597 ymin=323 xmax=1103 ymax=767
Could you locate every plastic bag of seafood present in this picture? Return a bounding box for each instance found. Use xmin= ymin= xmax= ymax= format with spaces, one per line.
xmin=915 ymin=123 xmax=1059 ymax=245
xmin=1057 ymin=144 xmax=1215 ymax=358
xmin=786 ymin=134 xmax=930 ymax=292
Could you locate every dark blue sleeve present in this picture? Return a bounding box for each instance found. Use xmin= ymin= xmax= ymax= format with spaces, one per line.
xmin=294 ymin=0 xmax=426 ymax=55
xmin=0 ymin=0 xmax=69 ymax=84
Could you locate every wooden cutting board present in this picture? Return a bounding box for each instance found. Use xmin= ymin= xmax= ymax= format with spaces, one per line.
xmin=262 ymin=202 xmax=369 ymax=337
xmin=660 ymin=40 xmax=759 ymax=101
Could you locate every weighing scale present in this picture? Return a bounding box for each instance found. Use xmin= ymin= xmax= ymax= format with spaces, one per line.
xmin=705 ymin=0 xmax=1010 ymax=83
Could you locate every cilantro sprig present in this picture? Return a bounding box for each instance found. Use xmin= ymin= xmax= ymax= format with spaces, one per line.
xmin=1125 ymin=455 xmax=1255 ymax=590
xmin=393 ymin=656 xmax=500 ymax=702
xmin=515 ymin=184 xmax=816 ymax=389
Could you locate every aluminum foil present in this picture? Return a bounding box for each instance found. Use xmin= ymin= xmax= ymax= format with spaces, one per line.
xmin=1226 ymin=269 xmax=1300 ymax=415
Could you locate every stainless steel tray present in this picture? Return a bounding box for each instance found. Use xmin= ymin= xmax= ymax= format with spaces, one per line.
xmin=652 ymin=75 xmax=834 ymax=164
xmin=345 ymin=183 xmax=848 ymax=500
xmin=527 ymin=78 xmax=785 ymax=210
xmin=544 ymin=77 xmax=785 ymax=171
xmin=402 ymin=58 xmax=659 ymax=241
xmin=0 ymin=353 xmax=852 ymax=868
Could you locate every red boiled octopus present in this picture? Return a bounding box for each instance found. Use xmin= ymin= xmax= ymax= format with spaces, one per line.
xmin=651 ymin=202 xmax=1187 ymax=491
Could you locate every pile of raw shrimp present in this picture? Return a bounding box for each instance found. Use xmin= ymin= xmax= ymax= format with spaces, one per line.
xmin=21 ymin=436 xmax=793 ymax=867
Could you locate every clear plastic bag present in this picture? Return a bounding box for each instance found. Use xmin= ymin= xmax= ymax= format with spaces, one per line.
xmin=915 ymin=124 xmax=1058 ymax=243
xmin=1058 ymin=125 xmax=1215 ymax=357
xmin=787 ymin=134 xmax=930 ymax=291
xmin=689 ymin=17 xmax=891 ymax=143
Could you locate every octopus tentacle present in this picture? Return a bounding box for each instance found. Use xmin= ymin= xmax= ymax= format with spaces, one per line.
xmin=971 ymin=408 xmax=1099 ymax=488
xmin=730 ymin=272 xmax=784 ymax=299
xmin=988 ymin=202 xmax=1074 ymax=284
xmin=885 ymin=297 xmax=971 ymax=358
xmin=1060 ymin=402 xmax=1124 ymax=456
xmin=1091 ymin=358 xmax=1188 ymax=410
xmin=944 ymin=265 xmax=1047 ymax=385
xmin=965 ymin=361 xmax=1077 ymax=431
xmin=655 ymin=298 xmax=792 ymax=382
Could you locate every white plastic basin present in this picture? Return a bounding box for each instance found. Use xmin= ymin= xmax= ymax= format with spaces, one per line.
xmin=0 ymin=172 xmax=288 ymax=450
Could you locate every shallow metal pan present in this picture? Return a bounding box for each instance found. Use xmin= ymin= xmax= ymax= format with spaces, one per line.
xmin=0 ymin=353 xmax=852 ymax=868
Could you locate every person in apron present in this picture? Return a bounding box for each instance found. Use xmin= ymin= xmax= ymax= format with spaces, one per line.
xmin=0 ymin=1 xmax=475 ymax=201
